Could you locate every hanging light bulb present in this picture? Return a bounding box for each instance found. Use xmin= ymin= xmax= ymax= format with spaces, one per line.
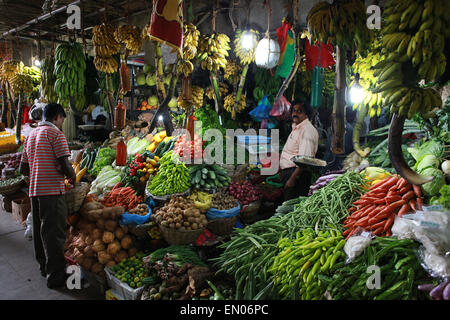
xmin=33 ymin=59 xmax=41 ymax=68
xmin=349 ymin=73 xmax=365 ymax=105
xmin=241 ymin=31 xmax=255 ymax=50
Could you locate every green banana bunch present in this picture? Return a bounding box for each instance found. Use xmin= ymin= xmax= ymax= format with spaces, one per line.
xmin=10 ymin=73 xmax=33 ymax=95
xmin=307 ymin=0 xmax=372 ymax=52
xmin=23 ymin=66 xmax=41 ymax=101
xmin=233 ymin=29 xmax=259 ymax=65
xmin=40 ymin=56 xmax=59 ymax=103
xmin=54 ymin=42 xmax=87 ymax=111
xmin=196 ymin=33 xmax=231 ymax=72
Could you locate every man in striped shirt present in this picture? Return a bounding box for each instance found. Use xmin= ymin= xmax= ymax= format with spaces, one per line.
xmin=19 ymin=103 xmax=76 ymax=289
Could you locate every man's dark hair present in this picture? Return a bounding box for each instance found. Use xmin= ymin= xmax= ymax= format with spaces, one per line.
xmin=292 ymin=99 xmax=313 ymax=119
xmin=43 ymin=103 xmax=66 ymax=121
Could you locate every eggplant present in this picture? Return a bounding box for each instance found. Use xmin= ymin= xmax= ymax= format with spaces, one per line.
xmin=430 ymin=281 xmax=448 ymax=300
xmin=388 ymin=113 xmax=434 ymax=185
xmin=417 ymin=283 xmax=435 ymax=292
xmin=443 ymin=282 xmax=450 ymax=300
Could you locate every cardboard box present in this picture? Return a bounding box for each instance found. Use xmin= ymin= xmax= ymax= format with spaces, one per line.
xmin=12 ymin=196 xmax=31 ymax=224
xmin=105 ymin=289 xmax=124 ymax=300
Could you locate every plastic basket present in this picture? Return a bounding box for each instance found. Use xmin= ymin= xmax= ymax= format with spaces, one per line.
xmin=105 ymin=267 xmax=144 ymax=300
xmin=158 ymin=224 xmax=204 ymax=245
xmin=65 ymin=182 xmax=90 ymax=214
xmin=207 ymin=216 xmax=237 ymax=236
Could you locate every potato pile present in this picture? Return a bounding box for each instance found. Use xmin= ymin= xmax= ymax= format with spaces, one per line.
xmin=64 ymin=197 xmax=138 ymax=277
xmin=152 ymin=196 xmax=208 ymax=231
xmin=129 ymin=203 xmax=149 ymax=216
xmin=211 ymin=192 xmax=238 ymax=210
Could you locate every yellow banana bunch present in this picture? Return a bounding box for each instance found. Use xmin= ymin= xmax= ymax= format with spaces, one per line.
xmin=197 ymin=33 xmax=230 ymax=72
xmin=9 ymin=73 xmax=33 ymax=95
xmin=224 ymin=60 xmax=241 ymax=83
xmin=183 ymin=23 xmax=200 ymax=60
xmin=224 ymin=93 xmax=246 ymax=114
xmin=177 ymin=86 xmax=204 ymax=110
xmin=206 ymin=83 xmax=228 ymax=100
xmin=93 ymin=56 xmax=118 ymax=74
xmin=92 ymin=23 xmax=121 ymax=73
xmin=177 ymin=60 xmax=195 ymax=77
xmin=307 ymin=0 xmax=371 ymax=51
xmin=114 ymin=25 xmax=143 ymax=55
xmin=0 ymin=60 xmax=23 ymax=81
xmin=233 ymin=29 xmax=259 ymax=65
xmin=388 ymin=87 xmax=442 ymax=120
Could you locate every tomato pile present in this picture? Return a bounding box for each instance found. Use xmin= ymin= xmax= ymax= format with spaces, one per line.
xmin=173 ymin=134 xmax=204 ymax=160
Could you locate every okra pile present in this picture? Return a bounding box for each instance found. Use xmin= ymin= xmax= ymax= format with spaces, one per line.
xmin=269 ymin=228 xmax=346 ymax=300
xmin=320 ymin=237 xmax=428 ymax=300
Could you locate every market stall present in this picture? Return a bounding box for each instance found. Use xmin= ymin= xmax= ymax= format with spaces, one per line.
xmin=0 ymin=0 xmax=448 ymax=301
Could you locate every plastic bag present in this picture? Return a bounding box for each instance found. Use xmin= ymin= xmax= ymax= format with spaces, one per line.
xmin=24 ymin=212 xmax=33 ymax=241
xmin=260 ymin=118 xmax=278 ymax=129
xmin=206 ymin=202 xmax=241 ymax=220
xmin=249 ymin=96 xmax=272 ymax=122
xmin=270 ymin=95 xmax=291 ymax=120
xmin=344 ymin=228 xmax=374 ymax=263
xmin=120 ymin=205 xmax=152 ymax=225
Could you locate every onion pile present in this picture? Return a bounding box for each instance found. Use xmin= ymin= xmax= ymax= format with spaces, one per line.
xmin=227 ymin=180 xmax=260 ymax=205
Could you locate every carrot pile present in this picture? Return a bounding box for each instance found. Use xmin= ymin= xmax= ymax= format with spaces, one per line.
xmin=102 ymin=182 xmax=143 ymax=211
xmin=342 ymin=175 xmax=423 ymax=239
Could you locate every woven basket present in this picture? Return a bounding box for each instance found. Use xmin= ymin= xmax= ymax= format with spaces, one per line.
xmin=158 ymin=224 xmax=204 ymax=245
xmin=129 ymin=222 xmax=158 ymax=239
xmin=65 ymin=182 xmax=90 ymax=214
xmin=207 ymin=216 xmax=237 ymax=236
xmin=0 ymin=176 xmax=24 ymax=196
xmin=239 ymin=200 xmax=261 ymax=223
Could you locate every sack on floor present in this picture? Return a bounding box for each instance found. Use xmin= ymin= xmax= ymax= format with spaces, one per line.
xmin=24 ymin=212 xmax=32 ymax=241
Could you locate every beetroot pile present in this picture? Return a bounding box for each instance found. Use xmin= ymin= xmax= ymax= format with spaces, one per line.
xmin=228 ymin=180 xmax=260 ymax=205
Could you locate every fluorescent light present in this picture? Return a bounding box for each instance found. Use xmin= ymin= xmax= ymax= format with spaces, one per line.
xmin=158 ymin=115 xmax=163 ymax=121
xmin=33 ymin=59 xmax=41 ymax=67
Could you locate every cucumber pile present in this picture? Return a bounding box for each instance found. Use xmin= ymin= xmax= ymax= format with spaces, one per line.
xmin=79 ymin=147 xmax=99 ymax=172
xmin=154 ymin=137 xmax=176 ymax=158
xmin=189 ymin=164 xmax=231 ymax=190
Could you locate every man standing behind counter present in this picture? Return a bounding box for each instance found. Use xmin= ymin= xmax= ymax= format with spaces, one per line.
xmin=279 ymin=100 xmax=319 ymax=201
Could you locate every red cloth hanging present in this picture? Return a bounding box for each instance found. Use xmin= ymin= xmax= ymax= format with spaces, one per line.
xmin=304 ymin=38 xmax=335 ymax=71
xmin=148 ymin=0 xmax=184 ymax=56
xmin=22 ymin=105 xmax=32 ymax=124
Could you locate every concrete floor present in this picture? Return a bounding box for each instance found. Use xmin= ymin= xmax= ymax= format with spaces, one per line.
xmin=0 ymin=199 xmax=104 ymax=300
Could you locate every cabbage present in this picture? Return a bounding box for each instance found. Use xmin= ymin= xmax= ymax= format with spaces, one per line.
xmin=126 ymin=137 xmax=150 ymax=156
xmin=421 ymin=168 xmax=446 ymax=197
xmin=416 ymin=154 xmax=440 ymax=173
xmin=409 ymin=140 xmax=444 ymax=162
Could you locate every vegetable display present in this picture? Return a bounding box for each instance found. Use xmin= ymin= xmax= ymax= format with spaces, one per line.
xmin=146 ymin=151 xmax=190 ymax=196
xmin=109 ymin=253 xmax=150 ymax=289
xmin=102 ymin=183 xmax=143 ymax=211
xmin=126 ymin=137 xmax=150 ymax=157
xmin=88 ymin=147 xmax=116 ymax=177
xmin=308 ymin=170 xmax=344 ymax=196
xmin=147 ymin=132 xmax=176 ymax=158
xmin=173 ymin=134 xmax=204 ymax=160
xmin=88 ymin=166 xmax=123 ymax=196
xmin=227 ymin=180 xmax=260 ymax=206
xmin=322 ymin=237 xmax=427 ymax=300
xmin=269 ymin=228 xmax=346 ymax=300
xmin=210 ymin=192 xmax=238 ymax=211
xmin=343 ymin=175 xmax=424 ymax=238
xmin=152 ymin=197 xmax=208 ymax=231
xmin=189 ymin=164 xmax=231 ymax=190
xmin=128 ymin=204 xmax=150 ymax=216
xmin=79 ymin=147 xmax=99 ymax=172
xmin=128 ymin=151 xmax=160 ymax=182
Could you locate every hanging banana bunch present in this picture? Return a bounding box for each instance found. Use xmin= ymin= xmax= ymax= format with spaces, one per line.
xmin=196 ymin=33 xmax=230 ymax=72
xmin=9 ymin=73 xmax=33 ymax=96
xmin=206 ymin=83 xmax=229 ymax=100
xmin=178 ymin=85 xmax=204 ymax=110
xmin=177 ymin=23 xmax=200 ymax=77
xmin=53 ymin=42 xmax=86 ymax=110
xmin=231 ymin=29 xmax=259 ymax=119
xmin=40 ymin=56 xmax=58 ymax=103
xmin=224 ymin=93 xmax=246 ymax=119
xmin=0 ymin=60 xmax=23 ymax=82
xmin=115 ymin=25 xmax=143 ymax=55
xmin=223 ymin=60 xmax=241 ymax=84
xmin=307 ymin=0 xmax=371 ymax=52
xmin=92 ymin=23 xmax=121 ymax=73
xmin=372 ymin=0 xmax=447 ymax=120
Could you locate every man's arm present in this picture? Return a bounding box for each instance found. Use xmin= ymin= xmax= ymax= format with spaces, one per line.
xmin=57 ymin=156 xmax=76 ymax=183
xmin=19 ymin=161 xmax=30 ymax=176
xmin=285 ymin=166 xmax=303 ymax=188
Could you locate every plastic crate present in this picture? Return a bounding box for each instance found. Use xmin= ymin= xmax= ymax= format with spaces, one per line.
xmin=105 ymin=267 xmax=145 ymax=300
xmin=236 ymin=135 xmax=271 ymax=145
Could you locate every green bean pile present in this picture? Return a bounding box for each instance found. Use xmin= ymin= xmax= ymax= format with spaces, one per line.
xmin=320 ymin=237 xmax=428 ymax=300
xmin=210 ymin=171 xmax=367 ymax=300
xmin=286 ymin=171 xmax=367 ymax=235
